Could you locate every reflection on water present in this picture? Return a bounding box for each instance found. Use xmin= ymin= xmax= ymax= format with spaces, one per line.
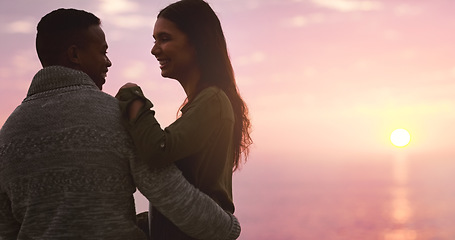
xmin=393 ymin=154 xmax=408 ymax=186
xmin=233 ymin=153 xmax=455 ymax=239
xmin=384 ymin=229 xmax=417 ymax=240
xmin=384 ymin=153 xmax=416 ymax=240
xmin=390 ymin=187 xmax=412 ymax=224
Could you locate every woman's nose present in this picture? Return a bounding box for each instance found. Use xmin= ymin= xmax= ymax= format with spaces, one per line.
xmin=151 ymin=43 xmax=159 ymax=56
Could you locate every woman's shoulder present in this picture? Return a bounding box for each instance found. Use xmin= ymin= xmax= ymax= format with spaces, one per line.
xmin=192 ymin=87 xmax=230 ymax=108
xmin=191 ymin=86 xmax=233 ymax=120
xmin=196 ymin=86 xmax=228 ymax=102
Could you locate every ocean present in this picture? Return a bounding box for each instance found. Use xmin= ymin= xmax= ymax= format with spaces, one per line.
xmin=232 ymin=152 xmax=455 ymax=240
xmin=133 ymin=152 xmax=455 ymax=239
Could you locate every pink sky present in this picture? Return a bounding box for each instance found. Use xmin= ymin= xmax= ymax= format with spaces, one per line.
xmin=1 ymin=0 xmax=455 ymax=238
xmin=2 ymin=0 xmax=454 ymax=156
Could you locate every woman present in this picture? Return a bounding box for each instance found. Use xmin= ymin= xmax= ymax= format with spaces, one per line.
xmin=116 ymin=0 xmax=252 ymax=239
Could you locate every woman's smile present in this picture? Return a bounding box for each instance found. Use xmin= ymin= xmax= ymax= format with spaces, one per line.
xmin=158 ymin=58 xmax=170 ymax=69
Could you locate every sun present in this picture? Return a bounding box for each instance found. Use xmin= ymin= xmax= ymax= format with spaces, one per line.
xmin=390 ymin=129 xmax=411 ymax=147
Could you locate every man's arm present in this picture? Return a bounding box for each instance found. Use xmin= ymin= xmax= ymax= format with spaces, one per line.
xmin=131 ymin=163 xmax=240 ymax=240
xmin=0 ymin=192 xmax=20 ymax=239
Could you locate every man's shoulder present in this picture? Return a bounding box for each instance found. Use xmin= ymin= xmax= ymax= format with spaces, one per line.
xmin=73 ymin=87 xmax=119 ymax=108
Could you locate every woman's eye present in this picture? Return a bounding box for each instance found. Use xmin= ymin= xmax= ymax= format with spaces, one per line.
xmin=154 ymin=35 xmax=171 ymax=43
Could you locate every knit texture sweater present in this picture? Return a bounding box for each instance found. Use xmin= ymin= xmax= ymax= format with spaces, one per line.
xmin=0 ymin=66 xmax=240 ymax=240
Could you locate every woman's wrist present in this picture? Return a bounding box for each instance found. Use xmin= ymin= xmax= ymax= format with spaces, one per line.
xmin=116 ymin=85 xmax=154 ymax=122
xmin=128 ymin=99 xmax=145 ymax=120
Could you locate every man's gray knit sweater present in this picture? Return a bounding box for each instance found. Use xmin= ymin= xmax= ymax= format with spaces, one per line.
xmin=0 ymin=66 xmax=240 ymax=240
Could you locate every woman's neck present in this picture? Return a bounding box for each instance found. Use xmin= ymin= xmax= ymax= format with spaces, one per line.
xmin=179 ymin=70 xmax=201 ymax=101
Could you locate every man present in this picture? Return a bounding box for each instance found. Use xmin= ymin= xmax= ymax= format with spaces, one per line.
xmin=0 ymin=8 xmax=240 ymax=240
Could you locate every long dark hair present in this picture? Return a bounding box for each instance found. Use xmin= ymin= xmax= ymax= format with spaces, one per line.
xmin=158 ymin=0 xmax=252 ymax=171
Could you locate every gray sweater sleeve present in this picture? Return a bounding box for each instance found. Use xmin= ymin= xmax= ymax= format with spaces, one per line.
xmin=131 ymin=163 xmax=241 ymax=240
xmin=0 ymin=192 xmax=20 ymax=239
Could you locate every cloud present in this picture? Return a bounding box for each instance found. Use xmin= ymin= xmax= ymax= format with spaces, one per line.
xmin=354 ymin=101 xmax=454 ymax=118
xmin=235 ymin=51 xmax=266 ymax=66
xmin=393 ymin=4 xmax=422 ymax=17
xmin=5 ymin=19 xmax=35 ymax=34
xmin=95 ymin=0 xmax=154 ymax=30
xmin=283 ymin=14 xmax=325 ymax=28
xmin=122 ymin=61 xmax=147 ymax=80
xmin=13 ymin=52 xmax=38 ymax=72
xmin=383 ymin=29 xmax=401 ymax=41
xmin=0 ymin=50 xmax=39 ymax=91
xmin=106 ymin=15 xmax=154 ymax=29
xmin=310 ymin=0 xmax=382 ymax=12
xmin=98 ymin=0 xmax=139 ymax=15
xmin=287 ymin=16 xmax=309 ymax=27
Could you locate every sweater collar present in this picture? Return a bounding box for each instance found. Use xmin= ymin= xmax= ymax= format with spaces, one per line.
xmin=27 ymin=66 xmax=99 ymax=97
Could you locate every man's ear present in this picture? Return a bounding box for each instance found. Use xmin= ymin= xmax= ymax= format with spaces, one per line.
xmin=67 ymin=45 xmax=80 ymax=64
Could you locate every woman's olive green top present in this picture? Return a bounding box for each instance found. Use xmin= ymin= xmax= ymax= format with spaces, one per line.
xmin=116 ymin=86 xmax=235 ymax=213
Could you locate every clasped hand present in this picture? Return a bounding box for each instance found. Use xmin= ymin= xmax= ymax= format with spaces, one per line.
xmin=117 ymin=82 xmax=145 ymax=120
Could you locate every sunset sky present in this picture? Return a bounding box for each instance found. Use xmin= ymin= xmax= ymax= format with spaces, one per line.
xmin=1 ymin=0 xmax=455 ymax=238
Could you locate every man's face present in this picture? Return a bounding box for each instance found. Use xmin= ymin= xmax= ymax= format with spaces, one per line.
xmin=77 ymin=25 xmax=112 ymax=90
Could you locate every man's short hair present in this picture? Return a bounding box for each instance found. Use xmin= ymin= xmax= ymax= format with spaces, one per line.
xmin=36 ymin=8 xmax=101 ymax=66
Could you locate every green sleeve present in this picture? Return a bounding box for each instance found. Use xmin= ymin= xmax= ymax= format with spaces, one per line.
xmin=117 ymin=86 xmax=227 ymax=169
xmin=160 ymin=91 xmax=227 ymax=161
xmin=116 ymin=86 xmax=168 ymax=169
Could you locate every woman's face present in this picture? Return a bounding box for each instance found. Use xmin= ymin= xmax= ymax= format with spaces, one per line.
xmin=151 ymin=17 xmax=198 ymax=82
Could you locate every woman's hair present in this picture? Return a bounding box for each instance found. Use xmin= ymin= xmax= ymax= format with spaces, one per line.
xmin=159 ymin=0 xmax=252 ymax=171
xmin=36 ymin=8 xmax=101 ymax=67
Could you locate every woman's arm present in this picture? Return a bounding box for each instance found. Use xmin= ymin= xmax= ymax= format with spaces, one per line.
xmin=117 ymin=85 xmax=240 ymax=239
xmin=116 ymin=85 xmax=168 ymax=168
xmin=131 ymin=163 xmax=240 ymax=240
xmin=116 ymin=85 xmax=231 ymax=168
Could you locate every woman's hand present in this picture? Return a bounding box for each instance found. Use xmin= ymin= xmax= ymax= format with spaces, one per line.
xmin=117 ymin=82 xmax=145 ymax=120
xmin=129 ymin=99 xmax=145 ymax=120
